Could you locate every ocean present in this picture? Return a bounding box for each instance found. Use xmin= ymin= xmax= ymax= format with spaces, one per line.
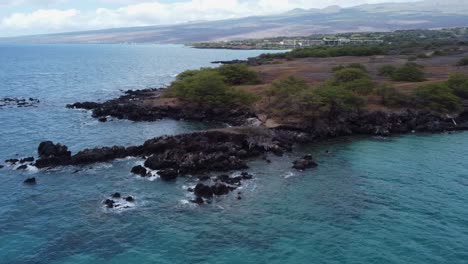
xmin=0 ymin=44 xmax=467 ymax=264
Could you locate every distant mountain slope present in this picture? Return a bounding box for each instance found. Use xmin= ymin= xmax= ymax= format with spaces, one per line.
xmin=1 ymin=0 xmax=468 ymax=44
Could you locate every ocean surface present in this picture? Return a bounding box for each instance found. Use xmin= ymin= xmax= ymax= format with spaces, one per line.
xmin=1 ymin=44 xmax=468 ymax=264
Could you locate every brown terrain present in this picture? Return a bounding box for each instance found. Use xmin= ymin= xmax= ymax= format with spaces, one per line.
xmin=79 ymin=47 xmax=468 ymax=128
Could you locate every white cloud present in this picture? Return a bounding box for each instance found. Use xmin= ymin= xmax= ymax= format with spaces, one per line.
xmin=0 ymin=0 xmax=421 ymax=36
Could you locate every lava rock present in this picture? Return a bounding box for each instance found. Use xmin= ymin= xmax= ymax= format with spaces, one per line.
xmin=20 ymin=157 xmax=34 ymax=163
xmin=111 ymin=193 xmax=121 ymax=198
xmin=240 ymin=172 xmax=253 ymax=180
xmin=98 ymin=117 xmax=108 ymax=122
xmin=103 ymin=199 xmax=115 ymax=208
xmin=16 ymin=165 xmax=28 ymax=170
xmin=38 ymin=141 xmax=71 ymax=158
xmin=23 ymin=177 xmax=36 ymax=185
xmin=211 ymin=183 xmax=234 ymax=196
xmin=158 ymin=168 xmax=178 ymax=181
xmin=194 ymin=183 xmax=214 ymax=199
xmin=191 ymin=196 xmax=204 ymax=204
xmin=131 ymin=165 xmax=149 ymax=177
xmin=125 ymin=196 xmax=135 ymax=202
xmin=217 ymin=175 xmax=243 ymax=185
xmin=5 ymin=159 xmax=19 ymax=164
xmin=292 ymin=154 xmax=318 ymax=170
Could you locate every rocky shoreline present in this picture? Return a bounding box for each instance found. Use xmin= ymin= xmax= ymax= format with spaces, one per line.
xmin=7 ymin=87 xmax=468 ymax=204
xmin=67 ymin=89 xmax=255 ymax=125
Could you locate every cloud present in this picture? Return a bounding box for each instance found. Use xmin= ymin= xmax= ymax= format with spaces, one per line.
xmin=0 ymin=0 xmax=421 ymax=36
xmin=2 ymin=9 xmax=79 ymax=30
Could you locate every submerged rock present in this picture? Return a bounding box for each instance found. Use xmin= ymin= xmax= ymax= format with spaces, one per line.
xmin=24 ymin=177 xmax=36 ymax=185
xmin=191 ymin=196 xmax=204 ymax=204
xmin=104 ymin=199 xmax=115 ymax=208
xmin=111 ymin=193 xmax=121 ymax=198
xmin=5 ymin=159 xmax=19 ymax=164
xmin=131 ymin=165 xmax=148 ymax=177
xmin=20 ymin=157 xmax=34 ymax=163
xmin=125 ymin=196 xmax=135 ymax=202
xmin=16 ymin=165 xmax=28 ymax=170
xmin=292 ymin=154 xmax=318 ymax=171
xmin=0 ymin=165 xmax=4 ymax=169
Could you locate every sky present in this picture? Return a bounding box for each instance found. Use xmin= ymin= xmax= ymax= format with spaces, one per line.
xmin=0 ymin=0 xmax=420 ymax=37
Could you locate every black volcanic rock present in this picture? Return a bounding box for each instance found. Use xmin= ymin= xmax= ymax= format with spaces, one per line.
xmin=20 ymin=157 xmax=34 ymax=163
xmin=158 ymin=169 xmax=178 ymax=181
xmin=104 ymin=199 xmax=115 ymax=208
xmin=131 ymin=165 xmax=148 ymax=177
xmin=292 ymin=154 xmax=318 ymax=170
xmin=66 ymin=102 xmax=100 ymax=110
xmin=38 ymin=141 xmax=70 ymax=158
xmin=111 ymin=193 xmax=121 ymax=198
xmin=194 ymin=183 xmax=214 ymax=199
xmin=24 ymin=177 xmax=36 ymax=185
xmin=5 ymin=159 xmax=19 ymax=164
xmin=125 ymin=196 xmax=135 ymax=202
xmin=16 ymin=165 xmax=28 ymax=170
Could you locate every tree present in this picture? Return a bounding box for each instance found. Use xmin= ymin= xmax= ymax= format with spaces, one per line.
xmin=413 ymin=84 xmax=462 ymax=113
xmin=391 ymin=65 xmax=425 ymax=82
xmin=447 ymin=73 xmax=468 ymax=99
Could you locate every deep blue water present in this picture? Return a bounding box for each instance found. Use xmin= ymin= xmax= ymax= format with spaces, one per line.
xmin=1 ymin=44 xmax=468 ymax=264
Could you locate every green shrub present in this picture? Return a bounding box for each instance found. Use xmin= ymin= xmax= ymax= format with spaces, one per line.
xmin=374 ymin=85 xmax=408 ymax=107
xmin=391 ymin=65 xmax=426 ymax=82
xmin=268 ymin=76 xmax=309 ymax=98
xmin=341 ymin=78 xmax=375 ymax=95
xmin=217 ymin=64 xmax=261 ymax=85
xmin=315 ymin=84 xmax=366 ymax=110
xmin=333 ymin=68 xmax=370 ymax=84
xmin=176 ymin=68 xmax=215 ymax=81
xmin=447 ymin=73 xmax=468 ymax=99
xmin=167 ymin=71 xmax=257 ymax=107
xmin=332 ymin=63 xmax=368 ymax=72
xmin=457 ymin=57 xmax=468 ymax=66
xmin=413 ymin=83 xmax=462 ymax=113
xmin=378 ymin=65 xmax=397 ymax=77
xmin=267 ymin=75 xmax=366 ymax=116
xmin=260 ymin=46 xmax=387 ymax=60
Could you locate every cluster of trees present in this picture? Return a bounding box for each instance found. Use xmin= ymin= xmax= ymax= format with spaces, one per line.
xmin=457 ymin=57 xmax=468 ymax=66
xmin=164 ymin=64 xmax=260 ymax=107
xmin=267 ymin=65 xmax=468 ymax=117
xmin=377 ymin=74 xmax=468 ymax=113
xmin=259 ymin=46 xmax=387 ymax=60
xmin=378 ymin=63 xmax=426 ymax=82
xmin=266 ymin=65 xmax=373 ymax=118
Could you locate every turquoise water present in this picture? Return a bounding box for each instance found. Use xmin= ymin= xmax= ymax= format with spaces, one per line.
xmin=1 ymin=45 xmax=468 ymax=264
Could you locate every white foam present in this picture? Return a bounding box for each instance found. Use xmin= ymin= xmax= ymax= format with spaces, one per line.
xmin=26 ymin=165 xmax=39 ymax=173
xmin=284 ymin=172 xmax=295 ymax=179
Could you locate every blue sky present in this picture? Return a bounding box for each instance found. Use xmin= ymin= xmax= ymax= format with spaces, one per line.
xmin=0 ymin=0 xmax=419 ymax=37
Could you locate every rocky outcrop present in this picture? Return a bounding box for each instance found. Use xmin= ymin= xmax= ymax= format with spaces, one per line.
xmin=31 ymin=129 xmax=292 ymax=179
xmin=131 ymin=165 xmax=149 ymax=177
xmin=67 ymin=89 xmax=254 ymax=125
xmin=24 ymin=177 xmax=36 ymax=185
xmin=0 ymin=97 xmax=40 ymax=109
xmin=276 ymin=109 xmax=468 ymax=139
xmin=35 ymin=141 xmax=72 ymax=168
xmin=292 ymin=155 xmax=318 ymax=171
xmin=190 ymin=172 xmax=254 ymax=204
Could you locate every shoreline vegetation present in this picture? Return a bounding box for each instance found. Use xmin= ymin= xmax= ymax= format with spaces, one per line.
xmin=7 ymin=31 xmax=468 ymax=204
